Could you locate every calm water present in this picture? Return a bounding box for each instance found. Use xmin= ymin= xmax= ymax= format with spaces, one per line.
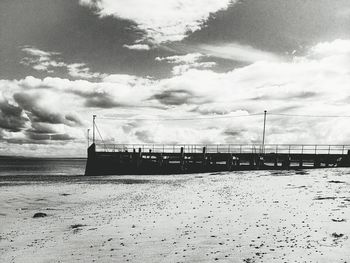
xmin=0 ymin=157 xmax=86 ymax=176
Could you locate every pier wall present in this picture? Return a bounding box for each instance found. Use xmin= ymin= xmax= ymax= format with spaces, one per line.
xmin=85 ymin=144 xmax=350 ymax=175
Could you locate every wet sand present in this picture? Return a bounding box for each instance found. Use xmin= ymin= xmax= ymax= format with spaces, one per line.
xmin=1 ymin=169 xmax=350 ymax=262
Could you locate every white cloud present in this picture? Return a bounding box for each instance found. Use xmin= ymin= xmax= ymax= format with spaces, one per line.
xmin=171 ymin=63 xmax=215 ymax=75
xmin=310 ymin=39 xmax=350 ymax=56
xmin=156 ymin=53 xmax=216 ymax=74
xmin=21 ymin=46 xmax=104 ymax=79
xmin=197 ymin=43 xmax=283 ymax=63
xmin=21 ymin=47 xmax=66 ymax=73
xmin=21 ymin=47 xmax=59 ymax=58
xmin=67 ymin=63 xmax=105 ymax=79
xmin=123 ymin=44 xmax=151 ymax=50
xmin=79 ymin=0 xmax=235 ymax=44
xmin=4 ymin=39 xmax=350 ymax=156
xmin=156 ymin=53 xmax=204 ymax=64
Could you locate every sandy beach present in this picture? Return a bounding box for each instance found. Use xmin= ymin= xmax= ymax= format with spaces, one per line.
xmin=1 ymin=169 xmax=349 ymax=263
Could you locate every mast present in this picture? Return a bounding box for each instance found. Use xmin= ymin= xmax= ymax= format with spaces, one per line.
xmin=92 ymin=115 xmax=96 ymax=144
xmin=262 ymin=110 xmax=267 ymax=154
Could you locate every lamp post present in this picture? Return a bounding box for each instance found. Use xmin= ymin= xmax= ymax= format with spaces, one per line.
xmin=262 ymin=110 xmax=267 ymax=154
xmin=92 ymin=115 xmax=96 ymax=144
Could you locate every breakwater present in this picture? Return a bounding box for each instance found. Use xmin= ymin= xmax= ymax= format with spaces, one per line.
xmin=85 ymin=143 xmax=350 ymax=175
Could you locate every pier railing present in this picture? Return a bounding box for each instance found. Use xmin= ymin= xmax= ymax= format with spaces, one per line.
xmin=95 ymin=144 xmax=350 ymax=155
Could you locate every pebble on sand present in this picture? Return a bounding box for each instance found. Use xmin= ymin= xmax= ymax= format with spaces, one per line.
xmin=33 ymin=212 xmax=47 ymax=218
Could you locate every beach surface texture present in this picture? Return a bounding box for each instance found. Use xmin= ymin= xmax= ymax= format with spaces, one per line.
xmin=1 ymin=169 xmax=350 ymax=262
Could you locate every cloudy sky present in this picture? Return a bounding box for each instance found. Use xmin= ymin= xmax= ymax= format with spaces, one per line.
xmin=2 ymin=0 xmax=350 ymax=156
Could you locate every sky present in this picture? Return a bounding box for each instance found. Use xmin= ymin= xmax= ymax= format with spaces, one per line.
xmin=2 ymin=0 xmax=350 ymax=156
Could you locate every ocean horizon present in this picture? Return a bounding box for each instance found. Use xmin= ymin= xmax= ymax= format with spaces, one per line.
xmin=0 ymin=157 xmax=86 ymax=177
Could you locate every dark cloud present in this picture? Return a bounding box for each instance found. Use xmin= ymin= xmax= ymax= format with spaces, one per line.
xmin=122 ymin=122 xmax=139 ymax=134
xmin=273 ymin=105 xmax=302 ymax=113
xmin=135 ymin=130 xmax=155 ymax=143
xmin=13 ymin=92 xmax=82 ymax=126
xmin=28 ymin=122 xmax=57 ymax=134
xmin=71 ymin=89 xmax=123 ymax=108
xmin=4 ymin=138 xmax=44 ymax=145
xmin=25 ymin=121 xmax=76 ymax=142
xmin=4 ymin=133 xmax=74 ymax=145
xmin=84 ymin=95 xmax=122 ymax=108
xmin=0 ymin=99 xmax=28 ymax=132
xmin=189 ymin=106 xmax=240 ymax=115
xmin=78 ymin=92 xmax=172 ymax=110
xmin=151 ymin=89 xmax=199 ymax=106
xmin=26 ymin=132 xmax=51 ymax=141
xmin=0 ymin=96 xmax=78 ymax=144
xmin=292 ymin=91 xmax=318 ymax=99
xmin=276 ymin=91 xmax=318 ymax=100
xmin=223 ymin=128 xmax=247 ymax=139
xmin=26 ymin=131 xmax=74 ymax=141
xmin=252 ymin=91 xmax=318 ymax=101
xmin=50 ymin=133 xmax=74 ymax=141
xmin=223 ymin=130 xmax=243 ymax=137
xmin=70 ymin=90 xmax=100 ymax=99
xmin=65 ymin=113 xmax=83 ymax=126
xmin=14 ymin=92 xmax=65 ymax=124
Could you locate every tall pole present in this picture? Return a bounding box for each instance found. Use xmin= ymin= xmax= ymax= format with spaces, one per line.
xmin=262 ymin=110 xmax=267 ymax=154
xmin=87 ymin=128 xmax=90 ymax=147
xmin=93 ymin=115 xmax=96 ymax=144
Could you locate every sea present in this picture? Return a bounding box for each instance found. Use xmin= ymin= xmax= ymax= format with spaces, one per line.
xmin=0 ymin=157 xmax=86 ymax=177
